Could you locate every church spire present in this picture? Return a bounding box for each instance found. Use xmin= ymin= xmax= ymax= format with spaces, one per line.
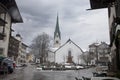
xmin=54 ymin=14 xmax=61 ymax=39
xmin=54 ymin=14 xmax=61 ymax=48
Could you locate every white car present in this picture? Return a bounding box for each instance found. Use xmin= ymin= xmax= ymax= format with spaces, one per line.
xmin=91 ymin=77 xmax=120 ymax=80
xmin=76 ymin=65 xmax=84 ymax=69
xmin=36 ymin=67 xmax=42 ymax=70
xmin=65 ymin=65 xmax=72 ymax=68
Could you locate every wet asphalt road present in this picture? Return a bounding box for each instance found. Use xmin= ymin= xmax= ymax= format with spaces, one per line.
xmin=0 ymin=64 xmax=95 ymax=80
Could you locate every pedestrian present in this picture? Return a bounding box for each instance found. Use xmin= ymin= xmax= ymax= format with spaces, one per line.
xmin=13 ymin=62 xmax=16 ymax=69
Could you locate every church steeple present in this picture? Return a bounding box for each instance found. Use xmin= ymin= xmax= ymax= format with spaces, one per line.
xmin=54 ymin=14 xmax=61 ymax=47
xmin=54 ymin=15 xmax=61 ymax=39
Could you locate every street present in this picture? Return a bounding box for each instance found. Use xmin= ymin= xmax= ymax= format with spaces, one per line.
xmin=0 ymin=0 xmax=120 ymax=80
xmin=0 ymin=64 xmax=95 ymax=80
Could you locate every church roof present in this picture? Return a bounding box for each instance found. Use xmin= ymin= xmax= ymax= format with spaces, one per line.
xmin=54 ymin=39 xmax=84 ymax=53
xmin=54 ymin=15 xmax=61 ymax=39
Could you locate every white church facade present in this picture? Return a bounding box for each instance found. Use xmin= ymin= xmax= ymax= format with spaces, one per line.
xmin=54 ymin=39 xmax=84 ymax=64
xmin=48 ymin=15 xmax=84 ymax=65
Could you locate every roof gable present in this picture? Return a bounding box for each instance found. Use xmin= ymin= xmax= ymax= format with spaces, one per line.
xmin=54 ymin=39 xmax=83 ymax=53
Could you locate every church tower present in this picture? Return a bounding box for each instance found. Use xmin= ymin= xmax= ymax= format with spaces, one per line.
xmin=54 ymin=15 xmax=61 ymax=48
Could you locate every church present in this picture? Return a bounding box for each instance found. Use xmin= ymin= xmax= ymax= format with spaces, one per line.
xmin=48 ymin=15 xmax=84 ymax=65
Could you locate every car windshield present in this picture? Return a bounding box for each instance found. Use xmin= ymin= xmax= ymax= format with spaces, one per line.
xmin=0 ymin=0 xmax=120 ymax=80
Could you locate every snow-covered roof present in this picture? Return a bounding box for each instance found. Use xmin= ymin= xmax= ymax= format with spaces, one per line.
xmin=48 ymin=47 xmax=58 ymax=53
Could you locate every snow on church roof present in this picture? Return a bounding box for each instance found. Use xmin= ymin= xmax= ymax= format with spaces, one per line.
xmin=48 ymin=47 xmax=58 ymax=53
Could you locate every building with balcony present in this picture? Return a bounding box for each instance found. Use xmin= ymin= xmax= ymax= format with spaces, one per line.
xmin=20 ymin=43 xmax=28 ymax=64
xmin=89 ymin=43 xmax=99 ymax=65
xmin=88 ymin=42 xmax=110 ymax=66
xmin=97 ymin=42 xmax=111 ymax=66
xmin=15 ymin=34 xmax=28 ymax=65
xmin=0 ymin=0 xmax=23 ymax=57
xmin=8 ymin=36 xmax=20 ymax=61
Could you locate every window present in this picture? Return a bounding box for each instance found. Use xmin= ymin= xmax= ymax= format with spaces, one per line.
xmin=0 ymin=48 xmax=3 ymax=55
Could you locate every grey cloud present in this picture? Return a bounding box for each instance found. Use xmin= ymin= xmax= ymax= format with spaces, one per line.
xmin=13 ymin=0 xmax=110 ymax=50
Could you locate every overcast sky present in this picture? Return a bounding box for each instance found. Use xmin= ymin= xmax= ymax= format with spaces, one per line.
xmin=13 ymin=0 xmax=110 ymax=51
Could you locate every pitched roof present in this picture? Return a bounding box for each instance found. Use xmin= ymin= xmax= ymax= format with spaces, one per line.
xmin=54 ymin=39 xmax=84 ymax=53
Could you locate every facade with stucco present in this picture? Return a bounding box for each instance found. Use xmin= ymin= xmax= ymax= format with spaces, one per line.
xmin=0 ymin=0 xmax=23 ymax=57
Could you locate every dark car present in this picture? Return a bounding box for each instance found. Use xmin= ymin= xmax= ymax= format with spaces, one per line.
xmin=3 ymin=58 xmax=14 ymax=73
xmin=0 ymin=56 xmax=8 ymax=74
xmin=0 ymin=57 xmax=14 ymax=73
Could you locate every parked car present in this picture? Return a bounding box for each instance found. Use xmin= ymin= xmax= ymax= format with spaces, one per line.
xmin=2 ymin=58 xmax=14 ymax=73
xmin=80 ymin=76 xmax=120 ymax=80
xmin=92 ymin=72 xmax=107 ymax=77
xmin=36 ymin=67 xmax=42 ymax=70
xmin=0 ymin=57 xmax=14 ymax=73
xmin=65 ymin=65 xmax=72 ymax=69
xmin=96 ymin=65 xmax=108 ymax=71
xmin=91 ymin=77 xmax=120 ymax=80
xmin=75 ymin=65 xmax=84 ymax=69
xmin=0 ymin=56 xmax=7 ymax=73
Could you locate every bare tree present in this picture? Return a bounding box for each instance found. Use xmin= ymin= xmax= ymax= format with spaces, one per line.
xmin=30 ymin=33 xmax=51 ymax=64
xmin=80 ymin=52 xmax=91 ymax=65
